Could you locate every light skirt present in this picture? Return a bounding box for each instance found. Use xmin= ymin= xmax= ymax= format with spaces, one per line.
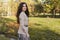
xmin=18 ymin=34 xmax=30 ymax=40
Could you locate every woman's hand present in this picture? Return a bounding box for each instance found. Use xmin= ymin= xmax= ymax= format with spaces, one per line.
xmin=22 ymin=28 xmax=29 ymax=37
xmin=26 ymin=33 xmax=29 ymax=37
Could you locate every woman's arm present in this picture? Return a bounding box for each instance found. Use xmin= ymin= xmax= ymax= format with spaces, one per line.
xmin=19 ymin=13 xmax=27 ymax=34
xmin=20 ymin=13 xmax=29 ymax=37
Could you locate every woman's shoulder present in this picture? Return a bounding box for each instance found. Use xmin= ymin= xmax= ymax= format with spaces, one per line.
xmin=20 ymin=12 xmax=24 ymax=15
xmin=19 ymin=12 xmax=25 ymax=17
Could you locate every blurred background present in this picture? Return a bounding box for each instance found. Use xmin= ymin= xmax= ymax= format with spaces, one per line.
xmin=0 ymin=0 xmax=60 ymax=40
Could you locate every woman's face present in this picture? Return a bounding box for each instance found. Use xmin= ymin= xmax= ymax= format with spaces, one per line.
xmin=22 ymin=4 xmax=27 ymax=12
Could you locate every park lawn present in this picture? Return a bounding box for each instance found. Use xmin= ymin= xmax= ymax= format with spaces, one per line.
xmin=0 ymin=35 xmax=10 ymax=40
xmin=29 ymin=17 xmax=60 ymax=40
xmin=0 ymin=17 xmax=60 ymax=40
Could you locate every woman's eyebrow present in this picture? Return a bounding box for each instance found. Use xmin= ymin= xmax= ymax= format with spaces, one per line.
xmin=23 ymin=6 xmax=26 ymax=7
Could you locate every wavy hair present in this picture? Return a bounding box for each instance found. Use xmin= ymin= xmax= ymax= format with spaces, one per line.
xmin=16 ymin=2 xmax=29 ymax=24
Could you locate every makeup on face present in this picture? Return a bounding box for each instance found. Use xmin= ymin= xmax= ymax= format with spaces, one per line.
xmin=22 ymin=4 xmax=27 ymax=12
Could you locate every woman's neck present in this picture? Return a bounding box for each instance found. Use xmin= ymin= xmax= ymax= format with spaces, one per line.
xmin=22 ymin=11 xmax=25 ymax=12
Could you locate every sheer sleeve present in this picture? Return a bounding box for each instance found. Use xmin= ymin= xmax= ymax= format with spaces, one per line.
xmin=19 ymin=13 xmax=25 ymax=28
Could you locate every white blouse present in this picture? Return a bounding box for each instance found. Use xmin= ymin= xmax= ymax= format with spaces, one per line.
xmin=18 ymin=12 xmax=29 ymax=34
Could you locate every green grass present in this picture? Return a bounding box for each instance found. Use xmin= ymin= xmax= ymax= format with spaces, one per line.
xmin=0 ymin=17 xmax=60 ymax=40
xmin=29 ymin=17 xmax=60 ymax=40
xmin=0 ymin=35 xmax=10 ymax=40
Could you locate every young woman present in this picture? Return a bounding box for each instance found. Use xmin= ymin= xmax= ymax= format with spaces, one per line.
xmin=16 ymin=2 xmax=30 ymax=40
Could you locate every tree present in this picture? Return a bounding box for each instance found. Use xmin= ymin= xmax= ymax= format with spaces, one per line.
xmin=44 ymin=0 xmax=60 ymax=17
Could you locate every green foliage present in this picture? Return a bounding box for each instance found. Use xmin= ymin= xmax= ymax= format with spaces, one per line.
xmin=34 ymin=3 xmax=44 ymax=13
xmin=29 ymin=17 xmax=60 ymax=40
xmin=0 ymin=17 xmax=60 ymax=40
xmin=0 ymin=35 xmax=10 ymax=40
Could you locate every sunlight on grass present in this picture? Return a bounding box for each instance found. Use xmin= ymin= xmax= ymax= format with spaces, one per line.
xmin=0 ymin=17 xmax=60 ymax=40
xmin=29 ymin=17 xmax=60 ymax=34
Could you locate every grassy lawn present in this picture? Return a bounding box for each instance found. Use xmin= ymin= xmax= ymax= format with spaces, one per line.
xmin=0 ymin=17 xmax=60 ymax=40
xmin=29 ymin=17 xmax=60 ymax=40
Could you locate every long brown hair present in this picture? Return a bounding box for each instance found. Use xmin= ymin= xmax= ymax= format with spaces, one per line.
xmin=16 ymin=2 xmax=29 ymax=24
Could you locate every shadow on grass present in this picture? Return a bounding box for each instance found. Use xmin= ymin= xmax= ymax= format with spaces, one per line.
xmin=0 ymin=17 xmax=60 ymax=40
xmin=0 ymin=17 xmax=18 ymax=38
xmin=29 ymin=27 xmax=60 ymax=40
xmin=32 ymin=15 xmax=60 ymax=18
xmin=29 ymin=23 xmax=60 ymax=40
